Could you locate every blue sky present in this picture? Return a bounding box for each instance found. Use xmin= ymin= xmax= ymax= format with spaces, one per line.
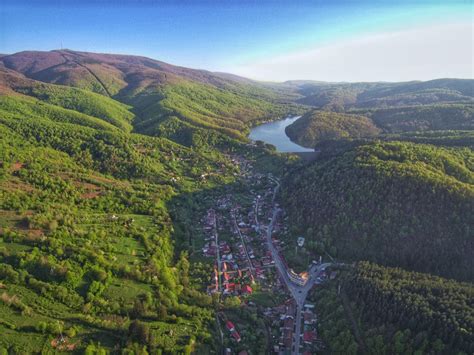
xmin=1 ymin=1 xmax=472 ymax=81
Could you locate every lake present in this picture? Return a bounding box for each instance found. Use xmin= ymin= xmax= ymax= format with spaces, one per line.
xmin=249 ymin=116 xmax=314 ymax=153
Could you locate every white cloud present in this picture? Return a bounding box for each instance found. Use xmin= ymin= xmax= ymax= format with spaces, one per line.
xmin=230 ymin=22 xmax=473 ymax=82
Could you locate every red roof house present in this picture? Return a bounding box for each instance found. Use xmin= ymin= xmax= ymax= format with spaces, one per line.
xmin=303 ymin=331 xmax=316 ymax=343
xmin=242 ymin=285 xmax=253 ymax=294
xmin=226 ymin=321 xmax=235 ymax=332
xmin=232 ymin=331 xmax=241 ymax=342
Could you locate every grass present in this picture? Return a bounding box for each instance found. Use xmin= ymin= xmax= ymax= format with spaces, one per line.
xmin=248 ymin=289 xmax=285 ymax=308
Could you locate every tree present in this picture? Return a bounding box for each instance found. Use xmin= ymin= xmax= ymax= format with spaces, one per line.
xmin=129 ymin=320 xmax=150 ymax=345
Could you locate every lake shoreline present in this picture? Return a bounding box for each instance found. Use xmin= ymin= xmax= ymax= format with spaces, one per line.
xmin=249 ymin=116 xmax=314 ymax=153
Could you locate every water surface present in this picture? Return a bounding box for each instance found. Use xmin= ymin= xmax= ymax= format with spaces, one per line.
xmin=249 ymin=116 xmax=314 ymax=153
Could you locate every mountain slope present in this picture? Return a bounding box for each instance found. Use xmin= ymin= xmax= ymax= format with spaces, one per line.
xmin=285 ymin=110 xmax=380 ymax=147
xmin=282 ymin=141 xmax=474 ymax=281
xmin=0 ymin=50 xmax=299 ymax=142
xmin=368 ymin=104 xmax=474 ymax=133
xmin=287 ymin=79 xmax=474 ymax=110
xmin=0 ymin=56 xmax=247 ymax=351
xmin=311 ymin=262 xmax=474 ymax=354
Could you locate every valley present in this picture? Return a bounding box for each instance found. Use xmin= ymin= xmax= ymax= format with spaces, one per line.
xmin=0 ymin=49 xmax=472 ymax=354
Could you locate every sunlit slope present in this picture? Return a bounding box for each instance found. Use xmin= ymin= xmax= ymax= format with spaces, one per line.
xmin=1 ymin=50 xmax=299 ymax=141
xmin=0 ymin=68 xmax=135 ymax=132
xmin=0 ymin=86 xmax=236 ymax=352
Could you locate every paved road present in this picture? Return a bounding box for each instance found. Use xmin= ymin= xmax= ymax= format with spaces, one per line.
xmin=260 ymin=179 xmax=331 ymax=354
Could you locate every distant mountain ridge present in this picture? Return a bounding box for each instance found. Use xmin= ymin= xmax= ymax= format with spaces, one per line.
xmin=0 ymin=50 xmax=304 ymax=143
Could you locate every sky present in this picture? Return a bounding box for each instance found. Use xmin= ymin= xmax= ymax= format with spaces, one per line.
xmin=0 ymin=0 xmax=472 ymax=82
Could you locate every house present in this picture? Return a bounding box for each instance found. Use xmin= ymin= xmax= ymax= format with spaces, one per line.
xmin=226 ymin=321 xmax=235 ymax=332
xmin=297 ymin=236 xmax=305 ymax=247
xmin=303 ymin=331 xmax=316 ymax=343
xmin=225 ymin=283 xmax=236 ymax=292
xmin=282 ymin=328 xmax=293 ymax=347
xmin=231 ymin=331 xmax=241 ymax=342
xmin=304 ymin=311 xmax=316 ymax=324
xmin=242 ymin=285 xmax=253 ymax=294
xmin=283 ymin=317 xmax=294 ymax=330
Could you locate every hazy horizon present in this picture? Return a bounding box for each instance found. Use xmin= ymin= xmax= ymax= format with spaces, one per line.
xmin=1 ymin=0 xmax=472 ymax=82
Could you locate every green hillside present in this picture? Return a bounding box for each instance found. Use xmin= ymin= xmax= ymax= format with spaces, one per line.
xmin=311 ymin=262 xmax=474 ymax=354
xmin=285 ymin=110 xmax=380 ymax=147
xmin=367 ymin=104 xmax=474 ymax=133
xmin=1 ymin=50 xmax=300 ymax=143
xmin=0 ymin=86 xmax=240 ymax=353
xmin=131 ymin=79 xmax=291 ymax=140
xmin=0 ymin=49 xmax=473 ymax=353
xmin=18 ymin=83 xmax=135 ymax=132
xmin=0 ymin=95 xmax=122 ymax=133
xmin=282 ymin=141 xmax=474 ymax=281
xmin=289 ymin=79 xmax=473 ymax=110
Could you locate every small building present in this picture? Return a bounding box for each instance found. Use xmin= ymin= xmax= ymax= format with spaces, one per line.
xmin=226 ymin=321 xmax=235 ymax=332
xmin=297 ymin=236 xmax=305 ymax=247
xmin=242 ymin=285 xmax=253 ymax=294
xmin=303 ymin=331 xmax=316 ymax=344
xmin=232 ymin=331 xmax=241 ymax=342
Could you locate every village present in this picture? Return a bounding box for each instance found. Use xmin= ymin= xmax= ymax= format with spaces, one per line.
xmin=199 ymin=155 xmax=329 ymax=355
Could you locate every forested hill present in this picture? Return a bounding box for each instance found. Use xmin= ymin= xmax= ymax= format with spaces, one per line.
xmin=285 ymin=110 xmax=380 ymax=147
xmin=0 ymin=51 xmax=265 ymax=352
xmin=0 ymin=50 xmax=300 ymax=142
xmin=275 ymin=78 xmax=474 ymax=147
xmin=311 ymin=262 xmax=474 ymax=354
xmin=282 ymin=79 xmax=474 ymax=111
xmin=282 ymin=141 xmax=474 ymax=281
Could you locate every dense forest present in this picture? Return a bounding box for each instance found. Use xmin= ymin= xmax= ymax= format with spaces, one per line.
xmin=310 ymin=262 xmax=474 ymax=355
xmin=0 ymin=50 xmax=301 ymax=143
xmin=285 ymin=110 xmax=380 ymax=147
xmin=282 ymin=141 xmax=474 ymax=281
xmin=284 ymin=78 xmax=473 ymax=110
xmin=281 ymin=78 xmax=473 ymax=147
xmin=284 ymin=104 xmax=473 ymax=148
